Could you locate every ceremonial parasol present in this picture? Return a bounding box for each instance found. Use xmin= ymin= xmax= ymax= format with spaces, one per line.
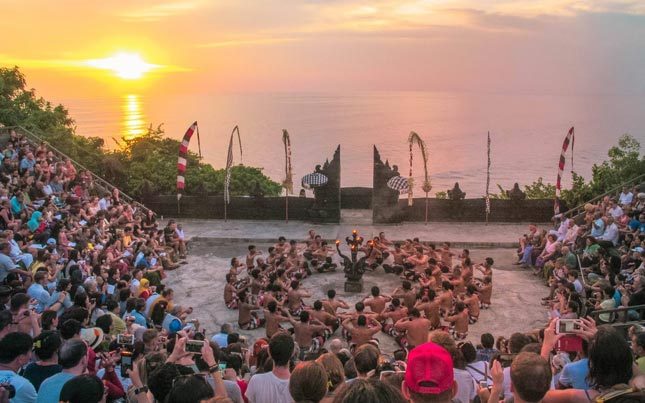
xmin=301 ymin=173 xmax=329 ymax=189
xmin=387 ymin=176 xmax=409 ymax=194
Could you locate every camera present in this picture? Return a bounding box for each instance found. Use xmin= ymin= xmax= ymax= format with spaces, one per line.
xmin=117 ymin=334 xmax=135 ymax=346
xmin=555 ymin=318 xmax=581 ymax=334
xmin=0 ymin=382 xmax=16 ymax=399
xmin=185 ymin=340 xmax=205 ymax=353
xmin=120 ymin=350 xmax=133 ymax=378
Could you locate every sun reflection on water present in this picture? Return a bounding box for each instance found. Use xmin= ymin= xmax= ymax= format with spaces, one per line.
xmin=122 ymin=94 xmax=146 ymax=140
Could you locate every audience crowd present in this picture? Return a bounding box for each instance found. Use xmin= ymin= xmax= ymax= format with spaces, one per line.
xmin=0 ymin=128 xmax=644 ymax=403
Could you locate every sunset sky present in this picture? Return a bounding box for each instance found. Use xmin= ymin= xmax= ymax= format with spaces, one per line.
xmin=2 ymin=0 xmax=645 ymax=97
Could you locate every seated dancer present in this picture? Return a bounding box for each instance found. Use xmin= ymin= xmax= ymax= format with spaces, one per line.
xmin=405 ymin=247 xmax=429 ymax=281
xmin=383 ymin=242 xmax=410 ymax=274
xmin=462 ymin=285 xmax=481 ymax=324
xmin=264 ymin=300 xmax=291 ymax=338
xmin=437 ymin=281 xmax=455 ymax=316
xmin=414 ymin=289 xmax=441 ymax=330
xmin=224 ymin=273 xmax=248 ymax=310
xmin=246 ymin=244 xmax=262 ymax=269
xmin=475 ymin=257 xmax=494 ymax=278
xmin=237 ymin=290 xmax=265 ymax=330
xmin=445 ymin=301 xmax=469 ymax=340
xmin=322 ymin=289 xmax=349 ymax=315
xmin=478 ymin=276 xmax=493 ymax=308
xmin=393 ymin=308 xmax=432 ymax=350
xmin=391 ymin=281 xmax=418 ymax=310
xmin=381 ymin=298 xmax=408 ymax=337
xmin=286 ymin=280 xmax=311 ymax=315
xmin=440 ymin=242 xmax=454 ymax=268
xmin=362 ymin=286 xmax=391 ymax=318
xmin=307 ymin=300 xmax=340 ymax=332
xmin=289 ymin=310 xmax=332 ymax=358
xmin=341 ymin=314 xmax=382 ymax=351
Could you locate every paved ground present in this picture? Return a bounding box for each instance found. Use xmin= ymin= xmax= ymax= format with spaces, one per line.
xmin=164 ymin=235 xmax=550 ymax=354
xmin=174 ymin=215 xmax=552 ymax=248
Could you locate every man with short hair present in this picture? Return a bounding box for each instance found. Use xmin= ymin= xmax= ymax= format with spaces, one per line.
xmin=245 ymin=333 xmax=294 ymax=403
xmin=27 ymin=271 xmax=52 ymax=313
xmin=211 ymin=324 xmax=232 ymax=348
xmin=401 ymin=342 xmax=458 ymax=403
xmin=37 ymin=339 xmax=88 ymax=403
xmin=0 ymin=332 xmax=37 ymax=403
xmin=620 ymin=186 xmax=634 ymax=206
xmin=488 ymin=352 xmax=552 ymax=403
xmin=394 ymin=308 xmax=431 ymax=350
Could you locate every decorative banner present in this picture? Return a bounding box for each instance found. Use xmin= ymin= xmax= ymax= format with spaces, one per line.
xmin=387 ymin=175 xmax=409 ymax=194
xmin=282 ymin=130 xmax=293 ymax=194
xmin=301 ymin=172 xmax=328 ymax=189
xmin=485 ymin=132 xmax=491 ymax=220
xmin=224 ymin=126 xmax=243 ymax=204
xmin=554 ymin=126 xmax=575 ymax=215
xmin=407 ymin=131 xmax=431 ymax=207
xmin=176 ymin=121 xmax=199 ymax=200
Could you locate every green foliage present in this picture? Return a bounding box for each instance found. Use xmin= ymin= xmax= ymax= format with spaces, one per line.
xmin=523 ymin=177 xmax=556 ymax=199
xmin=435 ymin=191 xmax=447 ymax=199
xmin=0 ymin=66 xmax=281 ymax=198
xmin=520 ymin=135 xmax=643 ymax=207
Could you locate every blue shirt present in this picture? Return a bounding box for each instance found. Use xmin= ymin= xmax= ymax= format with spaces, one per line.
xmin=0 ymin=252 xmax=17 ymax=282
xmin=19 ymin=157 xmax=35 ymax=173
xmin=0 ymin=369 xmax=38 ymax=403
xmin=558 ymin=358 xmax=590 ymax=390
xmin=129 ymin=309 xmax=147 ymax=327
xmin=27 ymin=283 xmax=51 ymax=313
xmin=47 ymin=291 xmax=73 ymax=316
xmin=211 ymin=332 xmax=229 ymax=348
xmin=36 ymin=372 xmax=75 ymax=403
xmin=10 ymin=196 xmax=22 ymax=215
xmin=591 ymin=219 xmax=605 ymax=237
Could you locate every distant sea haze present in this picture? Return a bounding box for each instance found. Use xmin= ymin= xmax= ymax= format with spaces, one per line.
xmin=55 ymin=91 xmax=645 ymax=196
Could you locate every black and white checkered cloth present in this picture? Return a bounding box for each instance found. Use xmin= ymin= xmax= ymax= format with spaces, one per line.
xmin=387 ymin=176 xmax=409 ymax=194
xmin=301 ymin=173 xmax=329 ymax=189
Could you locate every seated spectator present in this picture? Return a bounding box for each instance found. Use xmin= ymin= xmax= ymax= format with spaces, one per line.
xmin=59 ymin=374 xmax=104 ymax=403
xmin=22 ymin=330 xmax=63 ymax=391
xmin=0 ymin=332 xmax=37 ymax=402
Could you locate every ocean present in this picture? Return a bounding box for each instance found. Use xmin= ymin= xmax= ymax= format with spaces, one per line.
xmin=53 ymin=91 xmax=645 ymax=196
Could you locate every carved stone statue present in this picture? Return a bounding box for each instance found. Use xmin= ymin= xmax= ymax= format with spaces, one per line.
xmin=336 ymin=231 xmax=372 ymax=292
xmin=508 ymin=183 xmax=526 ymax=201
xmin=447 ymin=182 xmax=466 ymax=200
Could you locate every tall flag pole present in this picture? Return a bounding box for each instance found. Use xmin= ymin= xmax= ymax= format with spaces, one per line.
xmin=408 ymin=132 xmax=431 ymax=222
xmin=282 ymin=130 xmax=293 ymax=223
xmin=485 ymin=132 xmax=491 ymax=224
xmin=224 ymin=126 xmax=243 ymax=221
xmin=176 ymin=121 xmax=199 ymax=215
xmin=554 ymin=127 xmax=575 ymax=215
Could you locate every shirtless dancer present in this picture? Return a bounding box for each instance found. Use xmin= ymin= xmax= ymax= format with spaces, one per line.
xmin=237 ymin=290 xmax=265 ymax=330
xmin=341 ymin=314 xmax=382 ymax=351
xmin=264 ymin=300 xmax=291 ymax=338
xmin=445 ymin=301 xmax=469 ymax=340
xmin=287 ymin=280 xmax=311 ymax=315
xmin=393 ymin=308 xmax=432 ymax=350
xmin=289 ymin=310 xmax=331 ymax=358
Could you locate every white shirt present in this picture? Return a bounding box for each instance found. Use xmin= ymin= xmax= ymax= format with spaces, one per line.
xmin=245 ymin=371 xmax=293 ymax=403
xmin=600 ymin=223 xmax=619 ymax=245
xmin=453 ymin=368 xmax=477 ymax=403
xmin=619 ymin=192 xmax=634 ymax=205
xmin=608 ymin=206 xmax=623 ymax=219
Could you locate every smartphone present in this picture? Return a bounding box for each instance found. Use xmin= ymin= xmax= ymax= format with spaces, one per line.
xmin=218 ymin=363 xmax=227 ymax=372
xmin=117 ymin=334 xmax=135 ymax=346
xmin=556 ymin=318 xmax=581 ymax=334
xmin=120 ymin=351 xmax=133 ymax=378
xmin=479 ymin=380 xmax=488 ymax=389
xmin=185 ymin=340 xmax=205 ymax=353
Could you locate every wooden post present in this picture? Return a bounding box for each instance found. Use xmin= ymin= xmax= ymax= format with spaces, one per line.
xmin=285 ymin=191 xmax=289 ymax=223
xmin=425 ymin=192 xmax=429 ymax=225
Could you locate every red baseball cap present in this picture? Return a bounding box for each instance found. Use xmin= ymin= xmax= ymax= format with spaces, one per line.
xmin=405 ymin=342 xmax=454 ymax=395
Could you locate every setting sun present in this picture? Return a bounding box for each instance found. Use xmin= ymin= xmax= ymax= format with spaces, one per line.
xmin=85 ymin=52 xmax=158 ymax=80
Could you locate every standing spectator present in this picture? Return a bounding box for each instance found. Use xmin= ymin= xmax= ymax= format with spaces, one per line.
xmin=245 ymin=333 xmax=294 ymax=403
xmin=401 ymin=342 xmax=457 ymax=403
xmin=488 ymin=352 xmax=551 ymax=403
xmin=619 ymin=186 xmax=634 ymax=206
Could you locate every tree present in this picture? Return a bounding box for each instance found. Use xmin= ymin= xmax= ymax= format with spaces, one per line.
xmin=0 ymin=66 xmax=281 ymax=198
